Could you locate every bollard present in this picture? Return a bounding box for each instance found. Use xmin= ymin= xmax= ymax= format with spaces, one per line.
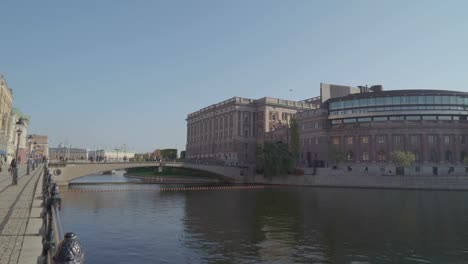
xmin=53 ymin=233 xmax=85 ymax=264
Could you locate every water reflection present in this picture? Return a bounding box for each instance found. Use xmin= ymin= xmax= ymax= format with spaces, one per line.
xmin=61 ymin=178 xmax=468 ymax=263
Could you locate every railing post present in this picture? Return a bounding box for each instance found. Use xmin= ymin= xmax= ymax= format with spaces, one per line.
xmin=53 ymin=233 xmax=85 ymax=264
xmin=39 ymin=163 xmax=85 ymax=264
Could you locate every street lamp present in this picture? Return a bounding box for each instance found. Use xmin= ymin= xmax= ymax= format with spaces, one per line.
xmin=114 ymin=148 xmax=120 ymax=162
xmin=32 ymin=141 xmax=37 ymax=170
xmin=26 ymin=135 xmax=32 ymax=175
xmin=13 ymin=117 xmax=25 ymax=185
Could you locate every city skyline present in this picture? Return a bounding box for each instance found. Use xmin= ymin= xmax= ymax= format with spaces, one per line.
xmin=1 ymin=0 xmax=468 ymax=152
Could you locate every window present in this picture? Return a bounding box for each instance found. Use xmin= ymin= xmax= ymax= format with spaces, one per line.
xmin=428 ymin=135 xmax=437 ymax=144
xmin=361 ymin=136 xmax=369 ymax=144
xmin=415 ymin=166 xmax=421 ymax=172
xmin=406 ymin=116 xmax=421 ymax=121
xmin=445 ymin=150 xmax=453 ymax=162
xmin=389 ymin=116 xmax=405 ymax=121
xmin=373 ymin=116 xmax=388 ymax=122
xmin=422 ymin=116 xmax=437 ymax=120
xmin=430 ymin=149 xmax=438 ymax=162
xmin=358 ymin=117 xmax=372 ymax=122
xmin=460 ymin=151 xmax=466 ymax=162
xmin=460 ymin=135 xmax=466 ymax=144
xmin=315 ymin=138 xmax=319 ymax=145
xmin=439 ymin=116 xmax=451 ymax=121
xmin=393 ymin=135 xmax=402 ymax=144
xmin=361 ymin=151 xmax=369 ymax=161
xmin=347 ymin=136 xmax=354 ymax=145
xmin=343 ymin=118 xmax=357 ymax=123
xmin=410 ymin=135 xmax=420 ymax=145
xmin=347 ymin=151 xmax=354 ymax=161
xmin=377 ymin=151 xmax=386 ymax=162
xmin=332 ymin=137 xmax=340 ymax=145
xmin=444 ymin=135 xmax=451 ymax=144
xmin=377 ymin=135 xmax=385 ymax=144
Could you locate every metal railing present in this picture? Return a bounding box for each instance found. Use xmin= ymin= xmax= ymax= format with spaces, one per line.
xmin=40 ymin=165 xmax=85 ymax=264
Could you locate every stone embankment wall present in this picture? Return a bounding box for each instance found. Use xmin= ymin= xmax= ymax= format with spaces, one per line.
xmin=251 ymin=166 xmax=468 ymax=190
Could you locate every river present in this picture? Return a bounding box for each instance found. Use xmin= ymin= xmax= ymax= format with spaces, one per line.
xmin=60 ymin=173 xmax=468 ymax=263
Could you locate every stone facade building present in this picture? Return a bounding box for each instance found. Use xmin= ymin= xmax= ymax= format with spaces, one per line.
xmin=0 ymin=75 xmax=14 ymax=156
xmin=298 ymin=86 xmax=468 ymax=175
xmin=28 ymin=134 xmax=49 ymax=158
xmin=50 ymin=146 xmax=87 ymax=161
xmin=186 ymin=97 xmax=316 ymax=165
xmin=186 ymin=83 xmax=468 ymax=176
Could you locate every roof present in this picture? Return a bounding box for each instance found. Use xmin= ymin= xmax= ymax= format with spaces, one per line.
xmin=326 ymin=89 xmax=468 ymax=102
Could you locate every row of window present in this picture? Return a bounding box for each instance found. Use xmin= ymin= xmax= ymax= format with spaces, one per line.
xmin=329 ymin=95 xmax=468 ymax=110
xmin=331 ymin=115 xmax=465 ymax=124
xmin=331 ymin=135 xmax=462 ymax=145
xmin=330 ymin=105 xmax=468 ymax=116
xmin=342 ymin=150 xmax=464 ymax=162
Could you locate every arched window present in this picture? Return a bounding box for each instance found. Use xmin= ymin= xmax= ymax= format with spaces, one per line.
xmin=347 ymin=151 xmax=354 ymax=161
xmin=445 ymin=150 xmax=453 ymax=162
xmin=461 ymin=151 xmax=466 ymax=162
xmin=430 ymin=149 xmax=438 ymax=162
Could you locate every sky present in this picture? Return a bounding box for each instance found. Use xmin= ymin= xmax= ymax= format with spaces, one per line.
xmin=1 ymin=0 xmax=468 ymax=152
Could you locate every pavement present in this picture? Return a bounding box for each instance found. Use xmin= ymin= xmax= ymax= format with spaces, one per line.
xmin=0 ymin=164 xmax=43 ymax=264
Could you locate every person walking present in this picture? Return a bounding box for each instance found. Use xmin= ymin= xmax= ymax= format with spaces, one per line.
xmin=10 ymin=158 xmax=17 ymax=185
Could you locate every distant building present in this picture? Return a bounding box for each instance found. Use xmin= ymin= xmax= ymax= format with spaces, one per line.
xmin=50 ymin=146 xmax=87 ymax=161
xmin=8 ymin=109 xmax=30 ymax=164
xmin=88 ymin=149 xmax=135 ymax=162
xmin=186 ymin=97 xmax=317 ymax=165
xmin=28 ymin=134 xmax=49 ymax=159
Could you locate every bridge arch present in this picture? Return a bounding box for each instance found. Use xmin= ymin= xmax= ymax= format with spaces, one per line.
xmin=49 ymin=162 xmax=250 ymax=186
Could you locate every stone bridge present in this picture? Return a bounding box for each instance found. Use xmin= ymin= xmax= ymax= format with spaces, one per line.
xmin=49 ymin=162 xmax=253 ymax=186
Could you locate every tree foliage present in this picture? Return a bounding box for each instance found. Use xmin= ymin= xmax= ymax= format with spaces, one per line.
xmin=256 ymin=142 xmax=293 ymax=177
xmin=392 ymin=151 xmax=415 ymax=168
xmin=160 ymin=149 xmax=177 ymax=160
xmin=289 ymin=117 xmax=300 ymax=163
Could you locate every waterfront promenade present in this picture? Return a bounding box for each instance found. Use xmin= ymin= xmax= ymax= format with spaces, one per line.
xmin=0 ymin=164 xmax=42 ymax=264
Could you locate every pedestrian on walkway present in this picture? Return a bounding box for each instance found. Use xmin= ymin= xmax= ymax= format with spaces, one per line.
xmin=10 ymin=158 xmax=17 ymax=185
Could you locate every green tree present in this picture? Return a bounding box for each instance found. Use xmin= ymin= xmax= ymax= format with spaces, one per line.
xmin=256 ymin=142 xmax=293 ymax=177
xmin=160 ymin=149 xmax=177 ymax=160
xmin=328 ymin=145 xmax=345 ymax=167
xmin=392 ymin=150 xmax=416 ymax=168
xmin=289 ymin=117 xmax=300 ymax=164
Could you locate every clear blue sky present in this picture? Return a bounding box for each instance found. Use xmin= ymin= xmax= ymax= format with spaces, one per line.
xmin=1 ymin=0 xmax=467 ymax=152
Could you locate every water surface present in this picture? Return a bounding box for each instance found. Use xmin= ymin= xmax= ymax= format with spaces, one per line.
xmin=61 ymin=174 xmax=468 ymax=263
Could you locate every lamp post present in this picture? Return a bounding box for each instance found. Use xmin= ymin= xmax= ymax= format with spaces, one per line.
xmin=114 ymin=148 xmax=120 ymax=162
xmin=13 ymin=118 xmax=25 ymax=185
xmin=26 ymin=136 xmax=32 ymax=175
xmin=32 ymin=141 xmax=37 ymax=170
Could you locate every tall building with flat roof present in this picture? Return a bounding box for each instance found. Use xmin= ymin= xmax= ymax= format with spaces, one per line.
xmin=186 ymin=97 xmax=316 ymax=165
xmin=299 ymin=84 xmax=468 ymax=176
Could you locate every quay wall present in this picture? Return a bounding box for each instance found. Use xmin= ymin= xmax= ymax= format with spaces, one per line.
xmin=251 ymin=166 xmax=468 ymax=191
